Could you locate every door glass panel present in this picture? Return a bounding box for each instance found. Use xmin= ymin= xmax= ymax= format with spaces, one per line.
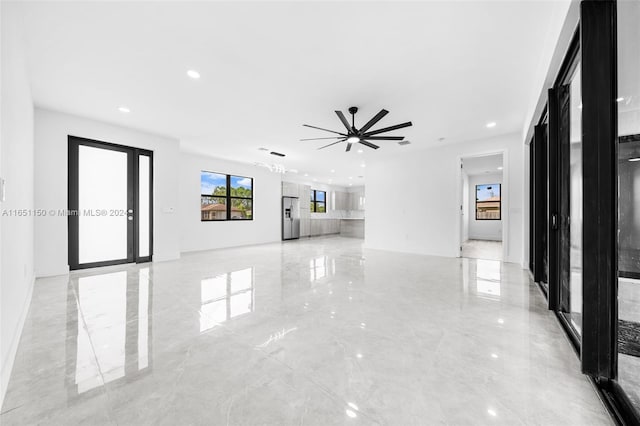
xmin=617 ymin=0 xmax=640 ymax=413
xmin=569 ymin=66 xmax=583 ymax=334
xmin=78 ymin=145 xmax=128 ymax=264
xmin=138 ymin=155 xmax=150 ymax=258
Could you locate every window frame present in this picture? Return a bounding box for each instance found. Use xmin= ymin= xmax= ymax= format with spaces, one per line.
xmin=201 ymin=171 xmax=253 ymax=221
xmin=310 ymin=189 xmax=327 ymax=213
xmin=475 ymin=183 xmax=501 ymax=221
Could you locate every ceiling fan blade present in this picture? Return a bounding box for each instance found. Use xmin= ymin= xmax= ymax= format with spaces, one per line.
xmin=303 ymin=124 xmax=346 ymax=136
xmin=318 ymin=139 xmax=346 ymax=150
xmin=335 ymin=111 xmax=352 ymax=131
xmin=300 ymin=136 xmax=344 ymax=141
xmin=363 ymin=121 xmax=412 ymax=137
xmin=364 ymin=136 xmax=405 ymax=141
xmin=346 ymin=142 xmax=353 ymax=152
xmin=358 ymin=109 xmax=389 ymax=133
xmin=359 ymin=140 xmax=379 ymax=149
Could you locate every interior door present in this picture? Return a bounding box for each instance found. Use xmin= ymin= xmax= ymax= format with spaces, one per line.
xmin=68 ymin=136 xmax=153 ymax=270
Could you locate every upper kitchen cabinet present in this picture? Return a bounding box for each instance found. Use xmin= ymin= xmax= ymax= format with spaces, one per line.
xmin=349 ymin=189 xmax=365 ymax=211
xmin=282 ymin=181 xmax=299 ymax=197
xmin=332 ymin=191 xmax=349 ymax=211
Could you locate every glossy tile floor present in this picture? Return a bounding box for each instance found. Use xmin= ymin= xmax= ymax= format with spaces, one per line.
xmin=1 ymin=237 xmax=613 ymax=425
xmin=461 ymin=239 xmax=503 ymax=261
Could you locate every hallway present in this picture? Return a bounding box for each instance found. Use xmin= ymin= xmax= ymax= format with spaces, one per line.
xmin=0 ymin=237 xmax=610 ymax=425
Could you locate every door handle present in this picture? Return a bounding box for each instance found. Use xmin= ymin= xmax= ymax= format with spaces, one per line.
xmin=551 ymin=213 xmax=558 ymax=230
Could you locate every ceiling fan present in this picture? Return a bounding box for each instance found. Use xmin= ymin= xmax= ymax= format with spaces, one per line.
xmin=301 ymin=107 xmax=412 ymax=152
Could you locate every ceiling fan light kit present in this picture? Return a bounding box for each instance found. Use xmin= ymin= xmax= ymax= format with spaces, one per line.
xmin=301 ymin=106 xmax=412 ymax=151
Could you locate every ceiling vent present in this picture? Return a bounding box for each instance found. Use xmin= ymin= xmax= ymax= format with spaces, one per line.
xmin=397 ymin=140 xmax=411 ymax=146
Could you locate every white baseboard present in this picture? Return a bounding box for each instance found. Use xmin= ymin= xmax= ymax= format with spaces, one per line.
xmin=0 ymin=273 xmax=35 ymax=410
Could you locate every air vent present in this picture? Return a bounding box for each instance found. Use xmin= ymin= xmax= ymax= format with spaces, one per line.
xmin=398 ymin=140 xmax=411 ymax=146
xmin=270 ymin=151 xmax=285 ymax=157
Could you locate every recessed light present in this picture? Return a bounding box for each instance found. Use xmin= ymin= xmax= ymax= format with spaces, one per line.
xmin=487 ymin=409 xmax=497 ymax=417
xmin=118 ymin=106 xmax=130 ymax=113
xmin=497 ymin=318 xmax=504 ymax=324
xmin=360 ymin=164 xmax=366 ymax=168
xmin=349 ymin=183 xmax=353 ymax=186
xmin=330 ymin=169 xmax=335 ymax=173
xmin=617 ymin=97 xmax=624 ymax=102
xmin=304 ymin=173 xmax=309 ymax=176
xmin=349 ymin=176 xmax=353 ymax=179
xmin=187 ymin=69 xmax=200 ymax=79
xmin=356 ymin=353 xmax=363 ymax=359
xmin=346 ymin=410 xmax=357 ymax=419
xmin=497 ymin=166 xmax=503 ymax=170
xmin=357 ymin=149 xmax=363 ymax=154
xmin=486 ymin=122 xmax=497 ymax=128
xmin=629 ymin=158 xmax=640 ymax=162
xmin=491 ymin=353 xmax=498 ymax=359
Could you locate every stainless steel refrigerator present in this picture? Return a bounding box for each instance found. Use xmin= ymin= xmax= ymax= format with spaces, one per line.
xmin=282 ymin=197 xmax=300 ymax=240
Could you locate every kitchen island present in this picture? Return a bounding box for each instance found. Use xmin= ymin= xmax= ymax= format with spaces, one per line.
xmin=340 ymin=218 xmax=364 ymax=238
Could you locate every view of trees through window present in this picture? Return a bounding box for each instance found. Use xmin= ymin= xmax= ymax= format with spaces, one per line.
xmin=476 ymin=184 xmax=501 ymax=220
xmin=201 ymin=172 xmax=253 ymax=221
xmin=311 ymin=190 xmax=326 ymax=213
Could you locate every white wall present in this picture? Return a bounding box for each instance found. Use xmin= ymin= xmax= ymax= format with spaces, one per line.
xmin=365 ymin=132 xmax=524 ymax=265
xmin=180 ymin=152 xmax=281 ymax=252
xmin=34 ymin=109 xmax=181 ymax=277
xmin=1 ymin=4 xmax=36 ymax=406
xmin=461 ymin=171 xmax=469 ymax=242
xmin=468 ymin=173 xmax=503 ymax=241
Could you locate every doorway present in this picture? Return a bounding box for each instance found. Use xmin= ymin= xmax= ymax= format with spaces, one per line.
xmin=68 ymin=136 xmax=153 ymax=270
xmin=460 ymin=153 xmax=504 ymax=261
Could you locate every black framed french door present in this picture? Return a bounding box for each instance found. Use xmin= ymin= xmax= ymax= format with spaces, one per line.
xmin=531 ymin=119 xmax=549 ymax=291
xmin=531 ymin=2 xmax=639 ymax=423
xmin=548 ymin=33 xmax=584 ymax=341
xmin=68 ymin=136 xmax=153 ymax=270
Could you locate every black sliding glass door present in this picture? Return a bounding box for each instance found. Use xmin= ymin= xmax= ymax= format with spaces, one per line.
xmin=532 ymin=2 xmax=639 ymax=423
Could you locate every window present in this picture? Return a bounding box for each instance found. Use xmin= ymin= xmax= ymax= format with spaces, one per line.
xmin=201 ymin=171 xmax=253 ymax=221
xmin=476 ymin=184 xmax=501 ymax=220
xmin=310 ymin=189 xmax=326 ymax=213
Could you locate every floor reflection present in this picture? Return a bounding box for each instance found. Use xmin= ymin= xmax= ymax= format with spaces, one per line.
xmin=310 ymin=256 xmax=334 ymax=282
xmin=67 ymin=267 xmax=152 ymax=395
xmin=200 ymin=267 xmax=254 ymax=332
xmin=475 ymin=259 xmax=502 ymax=300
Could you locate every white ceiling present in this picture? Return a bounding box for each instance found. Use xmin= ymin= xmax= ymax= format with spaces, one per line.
xmin=462 ymin=153 xmax=503 ymax=176
xmin=11 ymin=1 xmax=567 ymax=186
